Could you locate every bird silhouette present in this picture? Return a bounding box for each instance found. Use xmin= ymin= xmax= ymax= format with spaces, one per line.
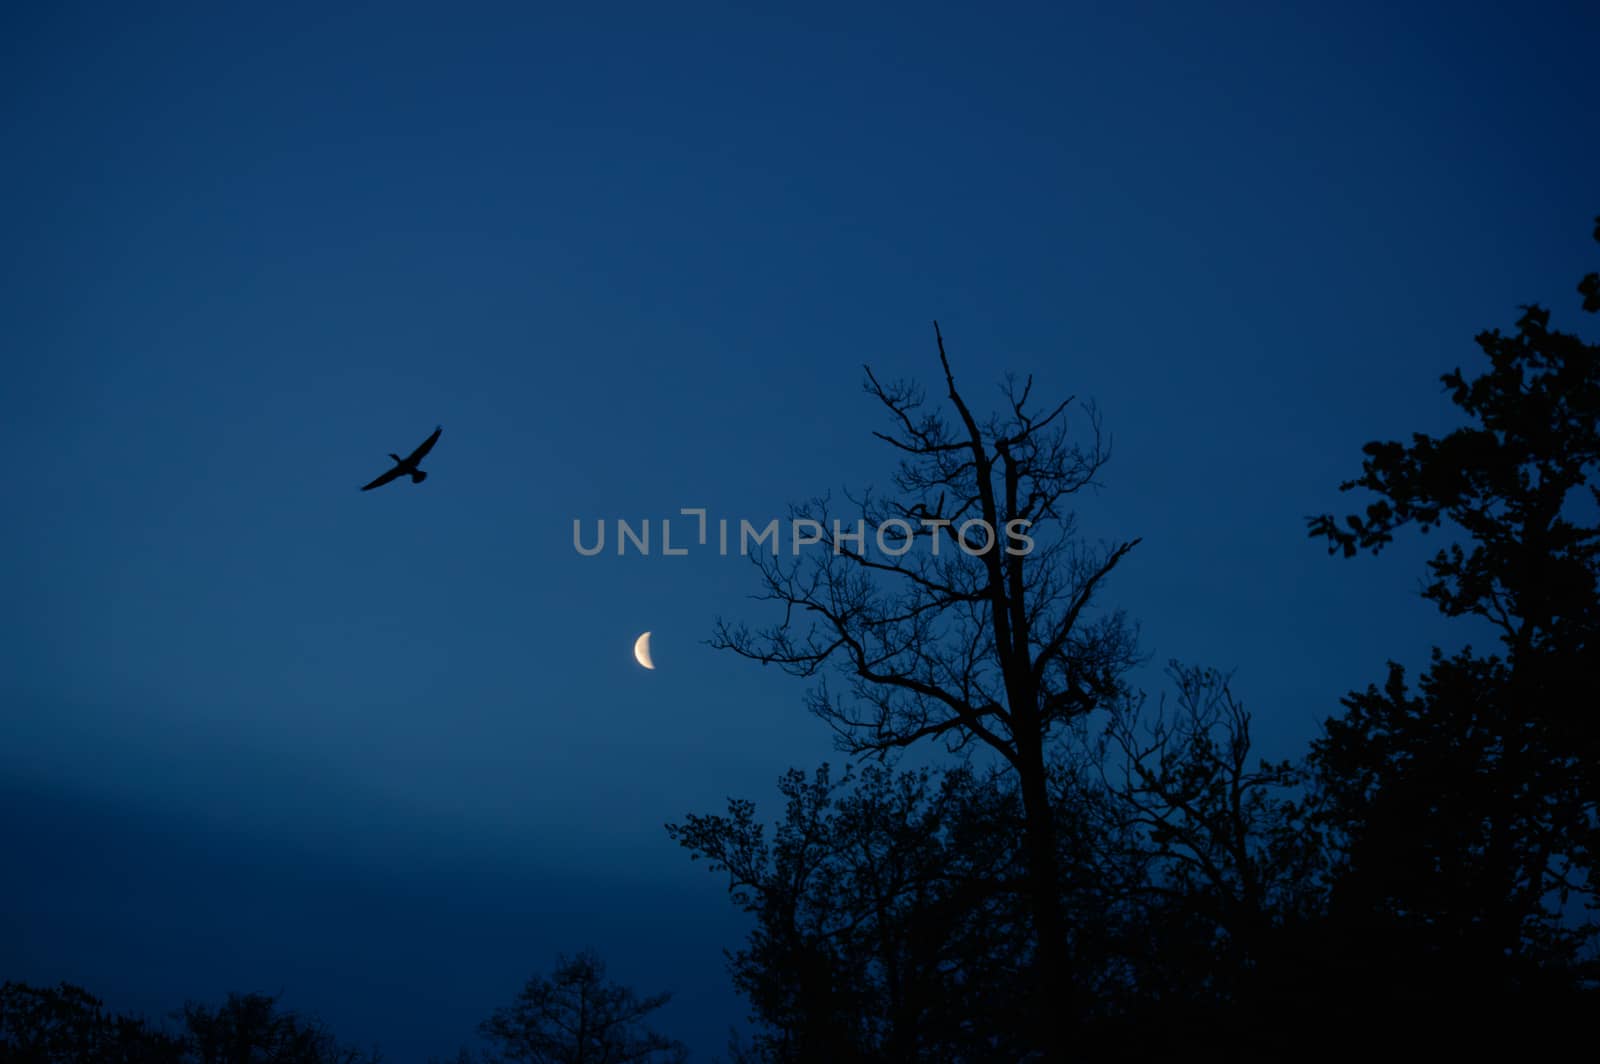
xmin=361 ymin=426 xmax=442 ymax=491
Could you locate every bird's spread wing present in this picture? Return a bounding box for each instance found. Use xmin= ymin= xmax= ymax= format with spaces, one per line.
xmin=405 ymin=425 xmax=442 ymax=465
xmin=360 ymin=466 xmax=404 ymax=491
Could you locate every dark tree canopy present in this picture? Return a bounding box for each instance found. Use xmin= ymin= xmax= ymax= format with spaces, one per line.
xmin=479 ymin=951 xmax=686 ymax=1064
xmin=669 ymin=667 xmax=1322 ymax=1060
xmin=0 ymin=983 xmax=376 ymax=1064
xmin=1309 ymin=289 xmax=1600 ymax=674
xmin=680 ymin=217 xmax=1600 ymax=1059
xmin=178 ymin=992 xmax=380 ymax=1064
xmin=1308 ymin=217 xmax=1600 ymax=994
xmin=0 ymin=981 xmax=183 ymax=1064
xmin=670 ymin=762 xmax=1038 ymax=1063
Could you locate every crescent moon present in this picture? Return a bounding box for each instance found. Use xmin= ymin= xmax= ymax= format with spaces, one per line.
xmin=633 ymin=631 xmax=655 ymax=670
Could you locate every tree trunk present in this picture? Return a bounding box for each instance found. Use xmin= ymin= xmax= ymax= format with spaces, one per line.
xmin=1017 ymin=730 xmax=1070 ymax=1060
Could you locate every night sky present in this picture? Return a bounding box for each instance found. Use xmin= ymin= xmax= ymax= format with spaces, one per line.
xmin=4 ymin=2 xmax=1598 ymax=1058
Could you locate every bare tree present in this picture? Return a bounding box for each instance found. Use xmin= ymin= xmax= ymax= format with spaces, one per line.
xmin=713 ymin=323 xmax=1141 ymax=1054
xmin=1096 ymin=665 xmax=1324 ymax=991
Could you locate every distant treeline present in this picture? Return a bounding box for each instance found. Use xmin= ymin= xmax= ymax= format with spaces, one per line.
xmin=0 ymin=983 xmax=378 ymax=1063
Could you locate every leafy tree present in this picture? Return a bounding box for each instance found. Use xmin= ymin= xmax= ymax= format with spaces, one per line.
xmin=711 ymin=325 xmax=1141 ymax=1054
xmin=1307 ymin=217 xmax=1600 ymax=1003
xmin=0 ymin=983 xmax=381 ymax=1064
xmin=179 ymin=992 xmax=380 ymax=1064
xmin=480 ymin=951 xmax=686 ymax=1064
xmin=0 ymin=981 xmax=183 ymax=1063
xmin=671 ymin=669 xmax=1325 ymax=1058
xmin=670 ymin=762 xmax=1037 ymax=1062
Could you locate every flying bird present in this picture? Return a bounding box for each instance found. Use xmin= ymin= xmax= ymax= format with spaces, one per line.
xmin=361 ymin=425 xmax=442 ymax=492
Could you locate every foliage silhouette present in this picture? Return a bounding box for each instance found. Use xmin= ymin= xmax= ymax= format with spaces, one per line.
xmin=178 ymin=992 xmax=380 ymax=1064
xmin=479 ymin=950 xmax=686 ymax=1064
xmin=670 ymin=666 xmax=1324 ymax=1059
xmin=671 ymin=762 xmax=1038 ymax=1062
xmin=1306 ymin=215 xmax=1600 ymax=1027
xmin=0 ymin=983 xmax=377 ymax=1064
xmin=0 ymin=981 xmax=183 ymax=1063
xmin=689 ymin=223 xmax=1600 ymax=1056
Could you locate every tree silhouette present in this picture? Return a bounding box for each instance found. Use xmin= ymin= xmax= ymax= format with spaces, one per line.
xmin=670 ymin=762 xmax=1037 ymax=1062
xmin=0 ymin=981 xmax=183 ymax=1063
xmin=479 ymin=951 xmax=686 ymax=1064
xmin=1308 ymin=216 xmax=1600 ymax=1012
xmin=179 ymin=992 xmax=380 ymax=1064
xmin=0 ymin=983 xmax=381 ymax=1064
xmin=1091 ymin=665 xmax=1327 ymax=1039
xmin=711 ymin=324 xmax=1140 ymax=1054
xmin=670 ymin=662 xmax=1335 ymax=1057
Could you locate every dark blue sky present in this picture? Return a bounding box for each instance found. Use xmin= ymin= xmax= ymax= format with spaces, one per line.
xmin=4 ymin=2 xmax=1597 ymax=1058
